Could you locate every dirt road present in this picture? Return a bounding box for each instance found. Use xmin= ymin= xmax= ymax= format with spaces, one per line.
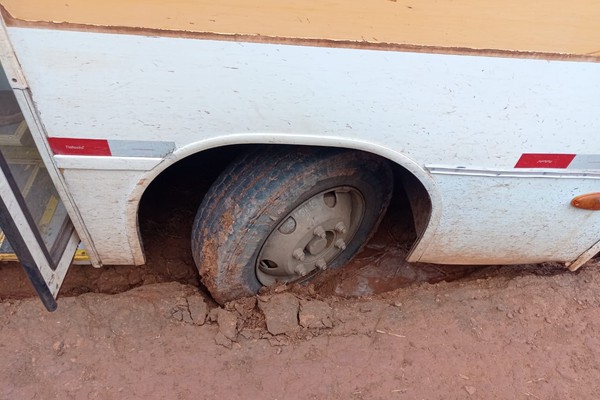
xmin=1 ymin=258 xmax=599 ymax=399
xmin=1 ymin=154 xmax=599 ymax=398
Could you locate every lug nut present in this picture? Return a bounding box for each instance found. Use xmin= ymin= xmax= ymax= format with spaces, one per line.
xmin=278 ymin=217 xmax=297 ymax=234
xmin=315 ymin=259 xmax=327 ymax=270
xmin=335 ymin=222 xmax=347 ymax=235
xmin=292 ymin=248 xmax=306 ymax=261
xmin=335 ymin=239 xmax=347 ymax=250
xmin=295 ymin=264 xmax=310 ymax=276
xmin=313 ymin=226 xmax=326 ymax=239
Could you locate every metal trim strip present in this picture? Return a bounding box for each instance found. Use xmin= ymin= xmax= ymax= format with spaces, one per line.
xmin=427 ymin=166 xmax=600 ymax=179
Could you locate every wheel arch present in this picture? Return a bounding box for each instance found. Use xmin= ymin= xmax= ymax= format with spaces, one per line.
xmin=127 ymin=134 xmax=442 ymax=264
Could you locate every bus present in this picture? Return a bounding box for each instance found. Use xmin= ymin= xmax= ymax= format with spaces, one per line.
xmin=0 ymin=0 xmax=598 ymax=310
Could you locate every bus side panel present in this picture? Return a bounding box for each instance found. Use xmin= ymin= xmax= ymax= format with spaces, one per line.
xmin=421 ymin=173 xmax=600 ymax=264
xmin=58 ymin=168 xmax=146 ymax=265
xmin=6 ymin=27 xmax=600 ymax=265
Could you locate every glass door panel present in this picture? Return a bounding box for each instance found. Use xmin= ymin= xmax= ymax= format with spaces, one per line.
xmin=0 ymin=61 xmax=78 ymax=311
xmin=0 ymin=73 xmax=73 ymax=265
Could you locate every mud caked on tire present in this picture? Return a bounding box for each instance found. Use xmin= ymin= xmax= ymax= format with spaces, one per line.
xmin=192 ymin=146 xmax=393 ymax=304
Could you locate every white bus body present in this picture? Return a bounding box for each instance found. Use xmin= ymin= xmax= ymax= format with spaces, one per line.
xmin=0 ymin=1 xmax=598 ymax=307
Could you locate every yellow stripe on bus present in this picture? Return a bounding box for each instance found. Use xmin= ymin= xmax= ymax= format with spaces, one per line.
xmin=2 ymin=0 xmax=600 ymax=59
xmin=0 ymin=249 xmax=90 ymax=263
xmin=0 ymin=253 xmax=18 ymax=262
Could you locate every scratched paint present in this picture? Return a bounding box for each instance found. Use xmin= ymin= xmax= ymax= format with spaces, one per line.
xmin=4 ymin=27 xmax=600 ymax=267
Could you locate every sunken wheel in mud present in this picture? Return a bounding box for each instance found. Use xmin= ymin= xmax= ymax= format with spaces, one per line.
xmin=191 ymin=146 xmax=393 ymax=304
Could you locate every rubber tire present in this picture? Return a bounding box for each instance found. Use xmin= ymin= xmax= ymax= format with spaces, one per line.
xmin=191 ymin=146 xmax=393 ymax=304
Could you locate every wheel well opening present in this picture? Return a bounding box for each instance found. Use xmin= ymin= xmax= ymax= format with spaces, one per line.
xmin=361 ymin=161 xmax=432 ymax=256
xmin=137 ymin=144 xmax=432 ymax=282
xmin=137 ymin=144 xmax=249 ymax=286
xmin=391 ymin=163 xmax=432 ymax=248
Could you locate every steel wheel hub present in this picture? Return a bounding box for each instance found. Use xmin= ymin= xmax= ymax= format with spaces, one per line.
xmin=256 ymin=186 xmax=365 ymax=286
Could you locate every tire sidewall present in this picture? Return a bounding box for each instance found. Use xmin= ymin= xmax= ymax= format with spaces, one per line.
xmin=213 ymin=150 xmax=392 ymax=301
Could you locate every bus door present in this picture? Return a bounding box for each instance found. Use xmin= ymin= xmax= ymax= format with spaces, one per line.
xmin=0 ymin=63 xmax=79 ymax=311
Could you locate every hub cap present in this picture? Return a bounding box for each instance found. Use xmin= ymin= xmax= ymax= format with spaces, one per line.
xmin=256 ymin=187 xmax=365 ymax=285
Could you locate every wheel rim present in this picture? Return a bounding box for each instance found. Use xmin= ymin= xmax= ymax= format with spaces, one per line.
xmin=255 ymin=186 xmax=365 ymax=286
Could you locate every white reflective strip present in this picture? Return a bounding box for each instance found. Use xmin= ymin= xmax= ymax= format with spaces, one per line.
xmin=568 ymin=155 xmax=600 ymax=171
xmin=108 ymin=140 xmax=175 ymax=158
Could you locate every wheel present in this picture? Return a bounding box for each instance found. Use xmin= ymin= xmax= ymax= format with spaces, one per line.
xmin=192 ymin=146 xmax=393 ymax=304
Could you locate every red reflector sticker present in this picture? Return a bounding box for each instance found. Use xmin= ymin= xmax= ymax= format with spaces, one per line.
xmin=514 ymin=153 xmax=576 ymax=169
xmin=48 ymin=137 xmax=112 ymax=156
